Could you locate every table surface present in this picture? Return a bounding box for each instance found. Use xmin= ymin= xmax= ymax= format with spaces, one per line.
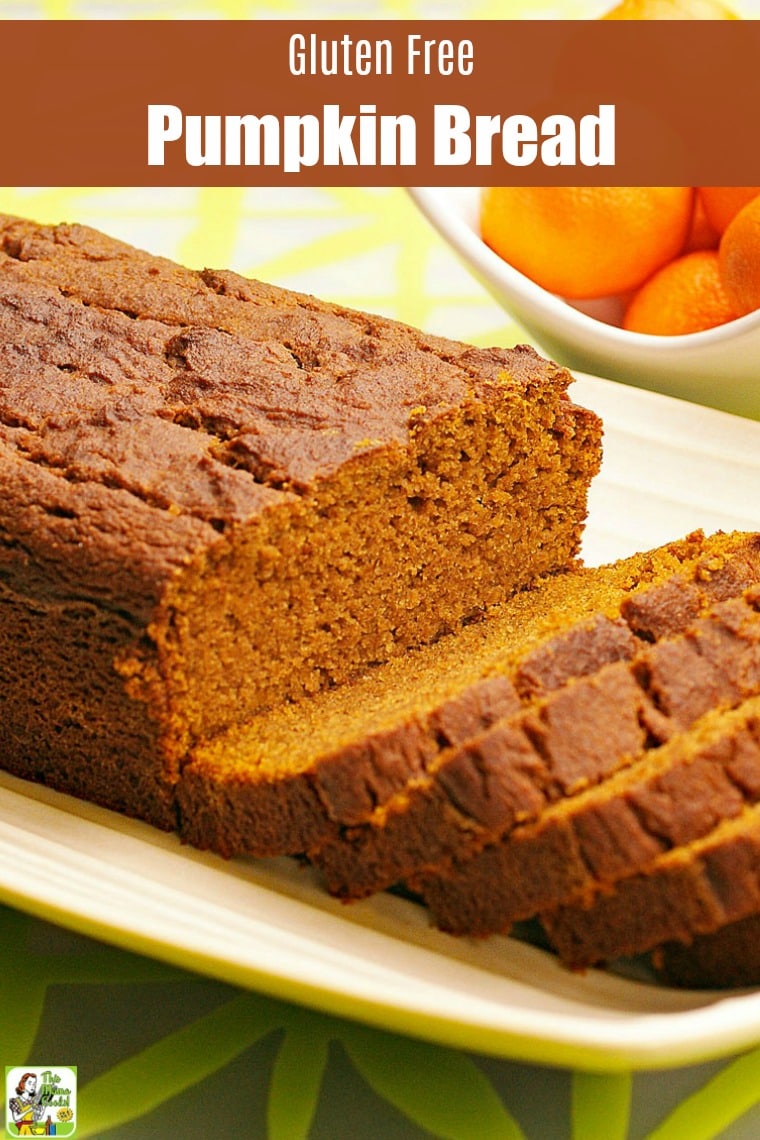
xmin=4 ymin=2 xmax=760 ymax=1136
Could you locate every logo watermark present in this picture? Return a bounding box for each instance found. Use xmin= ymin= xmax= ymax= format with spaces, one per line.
xmin=5 ymin=1068 xmax=77 ymax=1137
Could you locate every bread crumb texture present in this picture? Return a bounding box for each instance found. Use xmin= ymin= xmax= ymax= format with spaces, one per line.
xmin=0 ymin=213 xmax=599 ymax=829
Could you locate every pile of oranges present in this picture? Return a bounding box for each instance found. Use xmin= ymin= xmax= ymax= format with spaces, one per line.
xmin=480 ymin=186 xmax=760 ymax=337
xmin=479 ymin=0 xmax=757 ymax=338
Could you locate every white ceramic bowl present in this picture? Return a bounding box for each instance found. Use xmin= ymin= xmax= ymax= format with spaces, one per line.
xmin=409 ymin=187 xmax=760 ymax=421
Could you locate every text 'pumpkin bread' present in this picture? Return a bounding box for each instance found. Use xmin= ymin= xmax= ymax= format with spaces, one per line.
xmin=0 ymin=214 xmax=601 ymax=831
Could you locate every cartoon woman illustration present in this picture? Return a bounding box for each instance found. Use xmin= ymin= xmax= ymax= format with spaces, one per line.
xmin=7 ymin=1073 xmax=46 ymax=1136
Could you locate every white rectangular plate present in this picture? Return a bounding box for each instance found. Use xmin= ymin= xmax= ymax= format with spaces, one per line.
xmin=2 ymin=374 xmax=760 ymax=1073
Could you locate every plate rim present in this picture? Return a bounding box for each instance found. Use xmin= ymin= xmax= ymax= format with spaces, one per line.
xmin=4 ymin=768 xmax=760 ymax=1074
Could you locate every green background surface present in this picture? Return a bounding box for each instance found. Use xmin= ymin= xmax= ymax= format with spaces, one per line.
xmin=4 ymin=902 xmax=760 ymax=1139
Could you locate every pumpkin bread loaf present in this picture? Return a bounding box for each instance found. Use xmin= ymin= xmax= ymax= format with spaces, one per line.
xmin=420 ymin=688 xmax=760 ymax=937
xmin=537 ymin=594 xmax=760 ymax=972
xmin=0 ymin=214 xmax=601 ymax=828
xmin=653 ymin=914 xmax=760 ymax=988
xmin=176 ymin=531 xmax=749 ymax=858
xmin=4 ymin=214 xmax=760 ymax=990
xmin=542 ymin=779 xmax=760 ymax=973
xmin=310 ymin=536 xmax=760 ymax=899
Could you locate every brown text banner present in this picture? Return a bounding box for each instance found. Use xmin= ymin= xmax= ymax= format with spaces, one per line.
xmin=2 ymin=20 xmax=760 ymax=186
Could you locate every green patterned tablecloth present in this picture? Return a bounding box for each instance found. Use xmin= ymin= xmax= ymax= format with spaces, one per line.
xmin=4 ymin=902 xmax=760 ymax=1139
xmin=4 ymin=3 xmax=760 ymax=1135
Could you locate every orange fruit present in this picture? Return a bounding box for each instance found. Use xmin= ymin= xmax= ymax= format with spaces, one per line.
xmin=719 ymin=194 xmax=760 ymax=316
xmin=683 ymin=196 xmax=720 ymax=253
xmin=480 ymin=186 xmax=694 ymax=300
xmin=602 ymin=0 xmax=737 ymax=17
xmin=624 ymin=249 xmax=737 ymax=334
xmin=699 ymin=187 xmax=760 ymax=235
